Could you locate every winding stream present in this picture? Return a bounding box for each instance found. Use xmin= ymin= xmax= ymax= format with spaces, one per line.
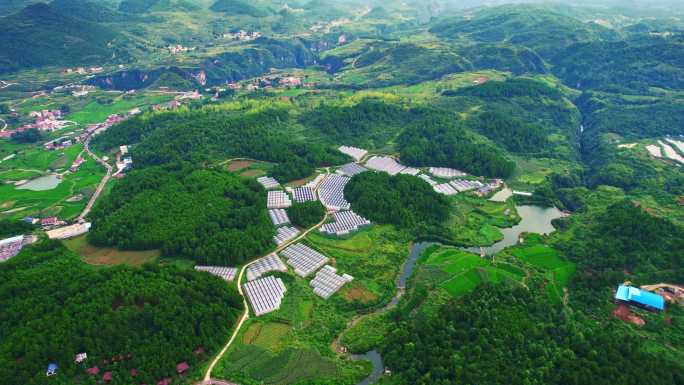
xmin=351 ymin=206 xmax=562 ymax=384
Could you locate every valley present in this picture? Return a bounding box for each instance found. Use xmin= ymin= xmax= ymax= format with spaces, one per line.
xmin=0 ymin=1 xmax=683 ymax=385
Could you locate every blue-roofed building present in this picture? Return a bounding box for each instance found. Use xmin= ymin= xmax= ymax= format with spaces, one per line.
xmin=615 ymin=285 xmax=665 ymax=312
xmin=46 ymin=363 xmax=58 ymax=376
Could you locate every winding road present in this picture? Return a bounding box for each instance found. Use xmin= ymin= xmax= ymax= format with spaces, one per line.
xmin=77 ymin=135 xmax=112 ymax=222
xmin=200 ymin=173 xmax=331 ymax=385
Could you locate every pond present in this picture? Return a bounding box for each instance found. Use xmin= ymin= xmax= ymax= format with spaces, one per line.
xmin=464 ymin=205 xmax=564 ymax=256
xmin=352 ymin=350 xmax=384 ymax=385
xmin=16 ymin=174 xmax=62 ymax=191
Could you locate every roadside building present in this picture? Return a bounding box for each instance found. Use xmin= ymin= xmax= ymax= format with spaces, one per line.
xmin=615 ymin=285 xmax=665 ymax=312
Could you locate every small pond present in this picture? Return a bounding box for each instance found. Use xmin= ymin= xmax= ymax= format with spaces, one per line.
xmin=16 ymin=174 xmax=61 ymax=191
xmin=464 ymin=205 xmax=563 ymax=256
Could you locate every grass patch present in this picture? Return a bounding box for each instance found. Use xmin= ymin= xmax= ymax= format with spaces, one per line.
xmin=64 ymin=235 xmax=159 ymax=266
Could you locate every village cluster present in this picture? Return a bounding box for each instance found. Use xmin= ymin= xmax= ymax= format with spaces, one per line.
xmin=45 ymin=349 xmax=197 ymax=384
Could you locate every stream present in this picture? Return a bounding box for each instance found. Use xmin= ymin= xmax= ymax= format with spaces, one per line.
xmin=351 ymin=205 xmax=563 ymax=384
xmin=351 ymin=241 xmax=436 ymax=384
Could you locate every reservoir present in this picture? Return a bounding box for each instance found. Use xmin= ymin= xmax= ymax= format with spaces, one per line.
xmin=16 ymin=174 xmax=61 ymax=191
xmin=465 ymin=205 xmax=563 ymax=256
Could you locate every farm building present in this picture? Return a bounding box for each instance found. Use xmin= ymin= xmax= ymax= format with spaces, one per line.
xmin=318 ymin=174 xmax=351 ymax=211
xmin=337 ymin=162 xmax=368 ymax=177
xmin=194 ymin=266 xmax=238 ymax=281
xmin=310 ymin=265 xmax=353 ymax=299
xmin=269 ymin=209 xmax=291 ymax=226
xmin=46 ymin=363 xmax=58 ymax=376
xmin=365 ymin=156 xmax=406 ymax=176
xmin=46 ymin=222 xmax=91 ymax=240
xmin=273 ymin=226 xmax=300 ymax=245
xmin=320 ymin=210 xmax=371 ymax=236
xmin=338 ymin=145 xmax=368 ymax=161
xmin=399 ymin=166 xmax=420 ymax=176
xmin=257 ymin=176 xmax=281 ymax=190
xmin=418 ymin=174 xmax=437 ymax=186
xmin=429 ymin=167 xmax=466 ymax=179
xmin=433 ymin=183 xmax=458 ymax=196
xmin=280 ymin=243 xmax=329 ymax=277
xmin=615 ymin=285 xmax=665 ymax=312
xmin=0 ymin=235 xmax=25 ymax=262
xmin=292 ymin=187 xmax=316 ymax=203
xmin=450 ymin=179 xmax=484 ymax=192
xmin=243 ymin=275 xmax=287 ymax=316
xmin=267 ymin=190 xmax=292 ymax=209
xmin=246 ymin=254 xmax=288 ymax=281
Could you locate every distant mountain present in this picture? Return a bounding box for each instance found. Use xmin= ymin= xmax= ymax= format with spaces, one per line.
xmin=50 ymin=0 xmax=124 ymax=22
xmin=209 ymin=0 xmax=270 ymax=17
xmin=0 ymin=0 xmax=42 ymax=16
xmin=430 ymin=5 xmax=618 ymax=58
xmin=118 ymin=0 xmax=203 ymax=13
xmin=0 ymin=3 xmax=122 ymax=73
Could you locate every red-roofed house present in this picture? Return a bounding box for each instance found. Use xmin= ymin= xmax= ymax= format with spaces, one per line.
xmin=41 ymin=217 xmax=58 ymax=227
xmin=130 ymin=368 xmax=138 ymax=377
xmin=157 ymin=378 xmax=171 ymax=385
xmin=86 ymin=367 xmax=100 ymax=375
xmin=103 ymin=371 xmax=113 ymax=382
xmin=176 ymin=361 xmax=189 ymax=374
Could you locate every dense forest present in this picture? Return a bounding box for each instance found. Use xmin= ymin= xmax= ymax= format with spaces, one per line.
xmin=0 ymin=219 xmax=34 ymax=238
xmin=288 ymin=201 xmax=326 ymax=228
xmin=383 ymin=285 xmax=683 ymax=385
xmin=555 ymin=200 xmax=684 ymax=301
xmin=299 ymin=98 xmax=410 ymax=148
xmin=345 ymin=172 xmax=450 ymax=233
xmin=397 ymin=108 xmax=516 ymax=177
xmin=88 ymin=165 xmax=274 ymax=265
xmin=0 ymin=241 xmax=242 ymax=385
xmin=92 ymin=102 xmax=347 ymax=181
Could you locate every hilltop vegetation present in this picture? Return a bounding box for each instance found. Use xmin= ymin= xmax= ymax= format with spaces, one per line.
xmin=397 ymin=108 xmax=516 ymax=177
xmin=92 ymin=101 xmax=346 ymax=181
xmin=430 ymin=5 xmax=617 ymax=58
xmin=0 ymin=241 xmax=242 ymax=385
xmin=345 ymin=172 xmax=450 ymax=233
xmin=89 ymin=165 xmax=274 ymax=265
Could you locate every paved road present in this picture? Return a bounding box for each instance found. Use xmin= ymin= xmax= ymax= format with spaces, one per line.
xmin=77 ymin=136 xmax=112 ymax=221
xmin=200 ymin=173 xmax=331 ymax=385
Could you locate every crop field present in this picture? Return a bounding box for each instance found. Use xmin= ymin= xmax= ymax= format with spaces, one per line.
xmin=445 ymin=194 xmax=519 ymax=246
xmin=306 ymin=225 xmax=412 ymax=306
xmin=420 ymin=248 xmax=526 ymax=297
xmin=63 ymin=235 xmax=160 ymax=266
xmin=506 ymin=157 xmax=582 ymax=190
xmin=0 ymin=156 xmax=104 ymax=219
xmin=217 ymin=276 xmax=370 ymax=385
xmin=0 ymin=143 xmax=82 ymax=173
xmin=67 ymin=93 xmax=174 ymax=125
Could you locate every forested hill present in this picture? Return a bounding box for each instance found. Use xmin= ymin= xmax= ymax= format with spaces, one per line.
xmin=383 ymin=284 xmax=683 ymax=385
xmin=0 ymin=241 xmax=242 ymax=385
xmin=430 ymin=5 xmax=618 ymax=59
xmin=92 ymin=101 xmax=347 ymax=181
xmin=88 ymin=166 xmax=275 ymax=265
xmin=0 ymin=3 xmax=124 ymax=73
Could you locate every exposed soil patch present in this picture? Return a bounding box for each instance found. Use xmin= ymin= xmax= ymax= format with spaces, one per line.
xmin=227 ymin=160 xmax=253 ymax=172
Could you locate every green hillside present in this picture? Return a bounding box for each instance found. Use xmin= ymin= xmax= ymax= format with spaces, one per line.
xmin=431 ymin=5 xmax=618 ymax=58
xmin=0 ymin=3 xmax=123 ymax=73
